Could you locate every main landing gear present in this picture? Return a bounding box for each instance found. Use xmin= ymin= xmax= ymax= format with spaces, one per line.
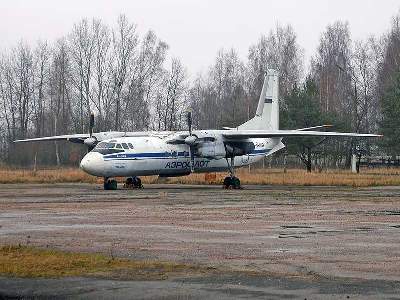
xmin=103 ymin=177 xmax=143 ymax=190
xmin=124 ymin=177 xmax=143 ymax=189
xmin=223 ymin=156 xmax=242 ymax=189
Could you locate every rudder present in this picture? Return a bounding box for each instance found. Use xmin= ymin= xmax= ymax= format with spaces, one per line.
xmin=239 ymin=69 xmax=279 ymax=130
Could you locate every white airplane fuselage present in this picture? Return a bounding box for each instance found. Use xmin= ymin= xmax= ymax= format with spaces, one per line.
xmin=80 ymin=130 xmax=280 ymax=178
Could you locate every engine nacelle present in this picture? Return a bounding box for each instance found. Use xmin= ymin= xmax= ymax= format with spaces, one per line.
xmin=225 ymin=142 xmax=255 ymax=156
xmin=84 ymin=137 xmax=97 ymax=148
xmin=196 ymin=142 xmax=225 ymax=159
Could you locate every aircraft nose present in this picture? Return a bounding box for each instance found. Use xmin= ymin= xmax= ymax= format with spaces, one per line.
xmin=80 ymin=152 xmax=104 ymax=176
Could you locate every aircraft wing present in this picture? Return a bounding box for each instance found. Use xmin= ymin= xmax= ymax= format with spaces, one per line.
xmin=14 ymin=134 xmax=90 ymax=143
xmin=222 ymin=130 xmax=382 ymax=139
xmin=14 ymin=131 xmax=156 ymax=144
xmin=296 ymin=125 xmax=332 ymax=131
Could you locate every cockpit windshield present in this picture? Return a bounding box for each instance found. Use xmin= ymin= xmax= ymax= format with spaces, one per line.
xmin=92 ymin=141 xmax=132 ymax=155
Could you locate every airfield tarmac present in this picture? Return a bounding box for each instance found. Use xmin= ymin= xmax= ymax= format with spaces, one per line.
xmin=1 ymin=183 xmax=400 ymax=299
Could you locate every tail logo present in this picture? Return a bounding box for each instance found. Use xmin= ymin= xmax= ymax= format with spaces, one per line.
xmin=264 ymin=98 xmax=273 ymax=103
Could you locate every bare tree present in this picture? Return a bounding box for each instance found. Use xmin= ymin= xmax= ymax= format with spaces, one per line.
xmin=110 ymin=15 xmax=138 ymax=130
xmin=69 ymin=19 xmax=95 ymax=133
xmin=247 ymin=24 xmax=303 ymax=111
xmin=32 ymin=41 xmax=50 ymax=138
xmin=155 ymin=58 xmax=187 ymax=131
xmin=125 ymin=30 xmax=168 ymax=131
xmin=91 ymin=19 xmax=112 ymax=131
xmin=311 ymin=21 xmax=352 ymax=114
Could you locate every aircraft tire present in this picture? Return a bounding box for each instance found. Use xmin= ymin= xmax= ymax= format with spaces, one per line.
xmin=124 ymin=177 xmax=143 ymax=189
xmin=232 ymin=177 xmax=241 ymax=189
xmin=223 ymin=176 xmax=232 ymax=189
xmin=133 ymin=177 xmax=143 ymax=189
xmin=104 ymin=179 xmax=118 ymax=190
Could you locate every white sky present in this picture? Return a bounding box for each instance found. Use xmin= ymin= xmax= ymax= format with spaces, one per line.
xmin=1 ymin=0 xmax=399 ymax=76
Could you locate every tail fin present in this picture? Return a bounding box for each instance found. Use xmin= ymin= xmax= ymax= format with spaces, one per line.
xmin=239 ymin=69 xmax=279 ymax=130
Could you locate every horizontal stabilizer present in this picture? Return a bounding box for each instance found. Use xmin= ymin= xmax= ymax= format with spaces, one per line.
xmin=267 ymin=141 xmax=286 ymax=157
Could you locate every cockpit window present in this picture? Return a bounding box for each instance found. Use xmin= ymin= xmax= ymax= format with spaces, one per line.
xmin=121 ymin=143 xmax=129 ymax=150
xmin=92 ymin=141 xmax=125 ymax=155
xmin=128 ymin=143 xmax=134 ymax=149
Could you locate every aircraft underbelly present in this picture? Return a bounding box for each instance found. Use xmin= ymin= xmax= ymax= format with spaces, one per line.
xmin=103 ymin=152 xmax=265 ymax=177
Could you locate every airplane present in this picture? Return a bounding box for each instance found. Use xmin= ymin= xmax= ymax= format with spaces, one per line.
xmin=14 ymin=69 xmax=381 ymax=190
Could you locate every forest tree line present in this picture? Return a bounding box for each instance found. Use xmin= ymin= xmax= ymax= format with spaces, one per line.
xmin=1 ymin=12 xmax=400 ymax=167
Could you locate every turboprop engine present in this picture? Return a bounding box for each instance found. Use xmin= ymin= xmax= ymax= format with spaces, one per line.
xmin=83 ymin=137 xmax=97 ymax=148
xmin=196 ymin=142 xmax=226 ymax=159
xmin=224 ymin=141 xmax=255 ymax=157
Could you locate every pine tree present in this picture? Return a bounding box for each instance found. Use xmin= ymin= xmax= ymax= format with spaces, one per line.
xmin=380 ymin=71 xmax=400 ymax=156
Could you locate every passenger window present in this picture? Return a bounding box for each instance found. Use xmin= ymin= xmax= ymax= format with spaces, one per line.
xmin=122 ymin=143 xmax=129 ymax=149
xmin=115 ymin=144 xmax=122 ymax=149
xmin=128 ymin=143 xmax=134 ymax=149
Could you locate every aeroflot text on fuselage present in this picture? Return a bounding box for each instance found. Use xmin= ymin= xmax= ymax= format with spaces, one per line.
xmin=165 ymin=160 xmax=210 ymax=169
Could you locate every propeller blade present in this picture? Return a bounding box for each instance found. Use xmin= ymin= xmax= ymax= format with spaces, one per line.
xmin=89 ymin=112 xmax=95 ymax=138
xmin=186 ymin=111 xmax=195 ymax=172
xmin=85 ymin=112 xmax=97 ymax=151
xmin=188 ymin=146 xmax=195 ymax=172
xmin=187 ymin=111 xmax=192 ymax=136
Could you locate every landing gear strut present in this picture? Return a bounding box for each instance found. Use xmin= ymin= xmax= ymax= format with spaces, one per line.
xmin=223 ymin=156 xmax=241 ymax=189
xmin=124 ymin=177 xmax=143 ymax=189
xmin=104 ymin=178 xmax=118 ymax=190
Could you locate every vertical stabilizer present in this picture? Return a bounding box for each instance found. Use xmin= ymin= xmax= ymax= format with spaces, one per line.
xmin=239 ymin=69 xmax=279 ymax=130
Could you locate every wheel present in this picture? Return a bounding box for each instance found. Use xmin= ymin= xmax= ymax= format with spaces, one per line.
xmin=124 ymin=177 xmax=143 ymax=189
xmin=223 ymin=176 xmax=232 ymax=189
xmin=223 ymin=176 xmax=241 ymax=189
xmin=133 ymin=177 xmax=143 ymax=189
xmin=104 ymin=179 xmax=117 ymax=190
xmin=231 ymin=177 xmax=241 ymax=189
xmin=124 ymin=177 xmax=134 ymax=188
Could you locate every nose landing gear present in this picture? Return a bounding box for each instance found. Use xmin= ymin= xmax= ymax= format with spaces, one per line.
xmin=103 ymin=177 xmax=143 ymax=190
xmin=124 ymin=177 xmax=143 ymax=189
xmin=104 ymin=178 xmax=118 ymax=190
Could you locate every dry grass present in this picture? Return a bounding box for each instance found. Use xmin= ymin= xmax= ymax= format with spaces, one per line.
xmin=0 ymin=245 xmax=199 ymax=279
xmin=167 ymin=168 xmax=400 ymax=187
xmin=1 ymin=167 xmax=400 ymax=187
xmin=0 ymin=168 xmax=97 ymax=184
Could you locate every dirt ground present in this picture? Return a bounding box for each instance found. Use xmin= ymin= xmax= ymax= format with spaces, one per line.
xmin=1 ymin=183 xmax=400 ymax=299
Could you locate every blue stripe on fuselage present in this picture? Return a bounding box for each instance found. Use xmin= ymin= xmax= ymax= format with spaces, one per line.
xmin=103 ymin=149 xmax=271 ymax=161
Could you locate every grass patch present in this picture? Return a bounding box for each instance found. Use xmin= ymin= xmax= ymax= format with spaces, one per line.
xmin=1 ymin=167 xmax=400 ymax=187
xmin=0 ymin=245 xmax=201 ymax=280
xmin=0 ymin=168 xmax=97 ymax=184
xmin=167 ymin=168 xmax=400 ymax=187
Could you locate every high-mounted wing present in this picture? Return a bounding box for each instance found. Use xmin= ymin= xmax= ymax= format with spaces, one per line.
xmin=14 ymin=131 xmax=155 ymax=144
xmin=14 ymin=134 xmax=90 ymax=143
xmin=296 ymin=125 xmax=333 ymax=131
xmin=223 ymin=130 xmax=382 ymax=139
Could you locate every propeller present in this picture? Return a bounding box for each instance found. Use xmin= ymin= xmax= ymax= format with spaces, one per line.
xmin=83 ymin=112 xmax=97 ymax=150
xmin=89 ymin=112 xmax=94 ymax=137
xmin=184 ymin=111 xmax=196 ymax=172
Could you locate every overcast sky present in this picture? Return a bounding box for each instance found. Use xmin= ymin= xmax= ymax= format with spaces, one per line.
xmin=1 ymin=0 xmax=399 ymax=76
